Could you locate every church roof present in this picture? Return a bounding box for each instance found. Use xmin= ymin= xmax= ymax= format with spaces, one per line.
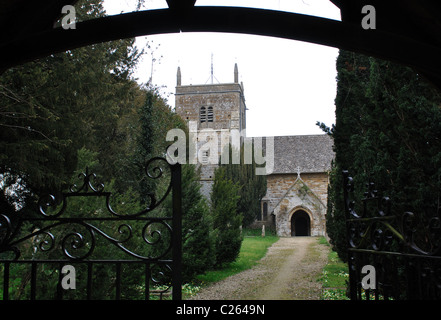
xmin=267 ymin=134 xmax=334 ymax=174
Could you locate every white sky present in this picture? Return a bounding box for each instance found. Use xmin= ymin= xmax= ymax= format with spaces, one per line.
xmin=103 ymin=0 xmax=341 ymax=137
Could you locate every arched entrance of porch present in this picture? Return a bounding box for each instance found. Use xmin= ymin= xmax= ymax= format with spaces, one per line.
xmin=290 ymin=209 xmax=311 ymax=236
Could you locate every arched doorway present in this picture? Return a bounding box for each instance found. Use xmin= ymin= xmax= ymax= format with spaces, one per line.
xmin=291 ymin=210 xmax=310 ymax=236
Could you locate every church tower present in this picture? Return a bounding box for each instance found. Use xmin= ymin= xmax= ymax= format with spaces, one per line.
xmin=175 ymin=63 xmax=247 ymax=197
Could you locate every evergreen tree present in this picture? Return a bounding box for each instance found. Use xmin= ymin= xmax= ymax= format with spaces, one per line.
xmin=211 ymin=166 xmax=242 ymax=266
xmin=323 ymin=50 xmax=441 ymax=261
xmin=321 ymin=50 xmax=372 ymax=261
xmin=136 ymin=90 xmax=156 ymax=203
xmin=221 ymin=144 xmax=267 ymax=226
xmin=0 ymin=0 xmax=141 ymax=211
xmin=180 ymin=164 xmax=214 ymax=282
xmin=0 ymin=0 xmax=187 ymax=299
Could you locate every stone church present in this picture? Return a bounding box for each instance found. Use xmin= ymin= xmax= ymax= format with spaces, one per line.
xmin=174 ymin=64 xmax=334 ymax=237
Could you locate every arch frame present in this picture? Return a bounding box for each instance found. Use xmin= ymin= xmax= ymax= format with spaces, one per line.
xmin=1 ymin=5 xmax=441 ymax=89
xmin=288 ymin=206 xmax=313 ymax=237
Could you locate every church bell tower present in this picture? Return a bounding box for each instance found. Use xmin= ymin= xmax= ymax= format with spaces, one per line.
xmin=175 ymin=63 xmax=247 ymax=197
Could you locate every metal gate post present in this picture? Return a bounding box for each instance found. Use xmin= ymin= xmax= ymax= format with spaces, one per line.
xmin=342 ymin=170 xmax=357 ymax=300
xmin=171 ymin=163 xmax=182 ymax=300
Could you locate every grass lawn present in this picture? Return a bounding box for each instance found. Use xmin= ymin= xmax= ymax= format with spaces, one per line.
xmin=317 ymin=237 xmax=349 ymax=300
xmin=196 ymin=234 xmax=279 ymax=285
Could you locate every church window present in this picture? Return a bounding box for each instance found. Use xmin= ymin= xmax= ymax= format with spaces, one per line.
xmin=262 ymin=202 xmax=268 ymax=221
xmin=207 ymin=106 xmax=213 ymax=122
xmin=200 ymin=107 xmax=206 ymax=123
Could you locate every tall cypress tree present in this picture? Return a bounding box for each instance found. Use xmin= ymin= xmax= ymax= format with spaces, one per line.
xmin=211 ymin=166 xmax=242 ymax=266
xmin=322 ymin=50 xmax=372 ymax=260
xmin=180 ymin=164 xmax=214 ymax=281
xmin=136 ymin=90 xmax=156 ymax=203
xmin=324 ymin=50 xmax=441 ymax=261
xmin=221 ymin=144 xmax=267 ymax=226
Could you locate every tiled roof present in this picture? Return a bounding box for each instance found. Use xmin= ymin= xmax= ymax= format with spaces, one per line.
xmin=265 ymin=134 xmax=334 ymax=174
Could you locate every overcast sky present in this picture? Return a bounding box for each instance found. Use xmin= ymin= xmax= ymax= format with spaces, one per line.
xmin=103 ymin=0 xmax=341 ymax=137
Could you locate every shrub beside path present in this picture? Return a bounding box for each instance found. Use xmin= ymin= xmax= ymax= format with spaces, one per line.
xmin=190 ymin=237 xmax=330 ymax=300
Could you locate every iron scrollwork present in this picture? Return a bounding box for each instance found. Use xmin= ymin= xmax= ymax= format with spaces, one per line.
xmin=0 ymin=157 xmax=182 ymax=300
xmin=343 ymin=170 xmax=441 ymax=300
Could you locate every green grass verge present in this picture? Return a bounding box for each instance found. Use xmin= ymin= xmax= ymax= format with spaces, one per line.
xmin=317 ymin=237 xmax=349 ymax=300
xmin=182 ymin=231 xmax=279 ymax=299
xmin=196 ymin=234 xmax=279 ymax=285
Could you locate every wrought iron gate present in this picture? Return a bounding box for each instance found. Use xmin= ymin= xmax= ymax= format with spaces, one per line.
xmin=343 ymin=170 xmax=441 ymax=300
xmin=0 ymin=157 xmax=182 ymax=300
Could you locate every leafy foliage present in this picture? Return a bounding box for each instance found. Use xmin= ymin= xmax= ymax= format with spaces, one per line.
xmin=323 ymin=50 xmax=441 ymax=261
xmin=180 ymin=165 xmax=214 ymax=282
xmin=0 ymin=0 xmax=141 ymax=206
xmin=220 ymin=145 xmax=267 ymax=226
xmin=0 ymin=0 xmax=213 ymax=299
xmin=210 ymin=166 xmax=242 ymax=266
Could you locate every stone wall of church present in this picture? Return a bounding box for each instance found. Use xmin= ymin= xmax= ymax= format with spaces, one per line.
xmin=300 ymin=173 xmax=329 ymax=206
xmin=265 ymin=173 xmax=329 ymax=214
xmin=262 ymin=172 xmax=329 ymax=236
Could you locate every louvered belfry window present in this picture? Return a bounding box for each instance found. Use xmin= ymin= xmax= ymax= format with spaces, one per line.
xmin=200 ymin=106 xmax=206 ymax=122
xmin=207 ymin=106 xmax=213 ymax=122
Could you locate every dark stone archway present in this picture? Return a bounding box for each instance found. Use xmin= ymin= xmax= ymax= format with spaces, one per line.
xmin=291 ymin=210 xmax=310 ymax=236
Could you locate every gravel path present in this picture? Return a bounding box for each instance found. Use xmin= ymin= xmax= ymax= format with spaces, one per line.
xmin=190 ymin=237 xmax=329 ymax=300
